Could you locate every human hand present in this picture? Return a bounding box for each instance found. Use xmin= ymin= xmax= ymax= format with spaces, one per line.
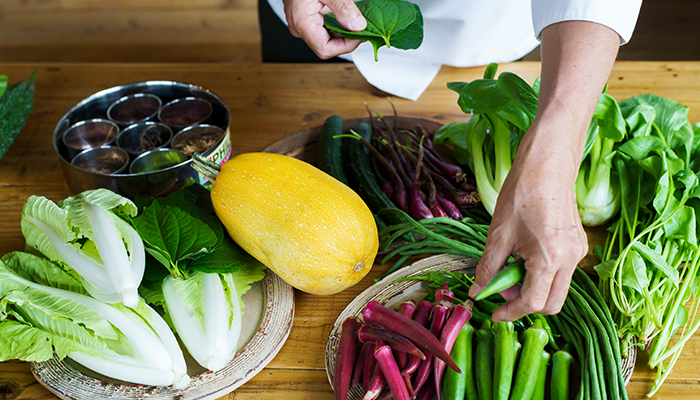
xmin=282 ymin=0 xmax=367 ymax=59
xmin=468 ymin=119 xmax=588 ymax=322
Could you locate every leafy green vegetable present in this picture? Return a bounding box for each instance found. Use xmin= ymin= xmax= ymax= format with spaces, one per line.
xmin=20 ymin=189 xmax=145 ymax=307
xmin=0 ymin=252 xmax=190 ymax=388
xmin=436 ymin=64 xmax=536 ymax=215
xmin=575 ymin=92 xmax=627 ymax=226
xmin=132 ymin=200 xmax=218 ymax=276
xmin=130 ymin=182 xmax=266 ymax=372
xmin=324 ymin=0 xmax=423 ymax=61
xmin=131 ymin=183 xmax=244 ymax=278
xmin=0 ymin=71 xmax=37 ymax=160
xmin=0 ymin=75 xmax=7 ymax=98
xmin=593 ymin=93 xmax=700 ymax=396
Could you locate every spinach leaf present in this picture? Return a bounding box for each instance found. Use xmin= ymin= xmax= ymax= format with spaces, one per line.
xmin=324 ymin=0 xmax=423 ymax=61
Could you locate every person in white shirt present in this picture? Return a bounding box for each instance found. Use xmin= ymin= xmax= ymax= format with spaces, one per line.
xmin=272 ymin=0 xmax=642 ymax=322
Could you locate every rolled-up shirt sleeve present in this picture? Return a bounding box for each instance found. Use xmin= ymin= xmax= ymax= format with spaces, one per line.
xmin=531 ymin=0 xmax=642 ymax=44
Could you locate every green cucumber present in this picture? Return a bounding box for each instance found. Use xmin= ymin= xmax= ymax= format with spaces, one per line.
xmin=317 ymin=115 xmax=348 ymax=184
xmin=345 ymin=122 xmax=412 ymax=240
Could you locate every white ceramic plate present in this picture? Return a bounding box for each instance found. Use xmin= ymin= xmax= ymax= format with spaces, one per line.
xmin=324 ymin=254 xmax=636 ymax=400
xmin=30 ymin=269 xmax=295 ymax=400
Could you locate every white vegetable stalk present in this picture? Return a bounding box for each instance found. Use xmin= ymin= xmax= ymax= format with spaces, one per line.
xmin=21 ymin=193 xmax=145 ymax=307
xmin=162 ymin=272 xmax=242 ymax=372
xmin=12 ymin=275 xmax=190 ymax=388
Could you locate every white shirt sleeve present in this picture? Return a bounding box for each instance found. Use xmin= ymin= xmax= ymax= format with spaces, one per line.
xmin=531 ymin=0 xmax=642 ymax=44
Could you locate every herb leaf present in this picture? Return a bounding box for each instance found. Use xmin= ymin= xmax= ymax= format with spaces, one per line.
xmin=324 ymin=0 xmax=423 ymax=61
xmin=132 ymin=200 xmax=218 ymax=277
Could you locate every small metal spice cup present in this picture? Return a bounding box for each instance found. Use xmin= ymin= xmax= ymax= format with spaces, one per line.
xmin=116 ymin=121 xmax=173 ymax=158
xmin=62 ymin=119 xmax=119 ymax=159
xmin=107 ymin=93 xmax=162 ymax=127
xmin=129 ymin=148 xmax=188 ymax=174
xmin=170 ymin=124 xmax=225 ymax=157
xmin=70 ymin=146 xmax=129 ymax=175
xmin=158 ymin=97 xmax=213 ymax=130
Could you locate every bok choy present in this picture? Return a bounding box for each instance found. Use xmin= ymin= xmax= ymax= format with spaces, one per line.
xmin=132 ymin=183 xmax=266 ymax=372
xmin=0 ymin=252 xmax=189 ymax=388
xmin=20 ymin=189 xmax=145 ymax=307
xmin=435 ymin=63 xmax=538 ymax=215
xmin=574 ymin=91 xmax=628 ymax=226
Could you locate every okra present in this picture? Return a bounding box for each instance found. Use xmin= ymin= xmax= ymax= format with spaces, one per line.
xmin=364 ymin=362 xmax=386 ymax=400
xmin=354 ymin=342 xmax=371 ymax=385
xmin=493 ymin=321 xmax=516 ymax=400
xmin=442 ymin=322 xmax=477 ymax=400
xmin=363 ymin=301 xmax=461 ymax=372
xmin=413 ymin=300 xmax=452 ymax=394
xmin=474 ymin=258 xmax=526 ymax=301
xmin=402 ymin=300 xmax=433 ymax=377
xmin=334 ymin=317 xmax=361 ymax=400
xmin=434 ymin=301 xmax=473 ymax=400
xmin=475 ymin=321 xmax=494 ymax=400
xmin=396 ymin=300 xmax=417 ymax=369
xmin=374 ymin=339 xmax=410 ymax=400
xmin=510 ymin=319 xmax=550 ymax=400
xmin=358 ymin=325 xmax=425 ymax=360
xmin=531 ymin=350 xmax=551 ymax=400
xmin=364 ymin=342 xmax=378 ymax=392
xmin=551 ymin=347 xmax=574 ymax=400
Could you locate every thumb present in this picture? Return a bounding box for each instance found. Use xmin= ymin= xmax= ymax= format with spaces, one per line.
xmin=469 ymin=235 xmax=512 ymax=299
xmin=327 ymin=0 xmax=366 ymax=31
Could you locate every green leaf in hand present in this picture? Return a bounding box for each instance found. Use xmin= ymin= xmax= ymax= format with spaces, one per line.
xmin=324 ymin=0 xmax=423 ymax=61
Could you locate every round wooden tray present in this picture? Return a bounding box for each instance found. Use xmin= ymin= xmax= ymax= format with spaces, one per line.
xmin=263 ymin=116 xmax=445 ymax=163
xmin=29 ymin=269 xmax=295 ymax=400
xmin=324 ymin=254 xmax=637 ymax=400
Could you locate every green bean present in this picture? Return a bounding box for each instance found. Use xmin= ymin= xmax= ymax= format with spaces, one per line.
xmin=568 ymin=287 xmax=620 ymax=399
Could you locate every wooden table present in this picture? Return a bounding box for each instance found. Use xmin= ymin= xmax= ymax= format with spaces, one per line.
xmin=1 ymin=62 xmax=700 ymax=399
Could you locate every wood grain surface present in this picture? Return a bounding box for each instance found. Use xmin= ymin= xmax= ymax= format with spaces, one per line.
xmin=1 ymin=62 xmax=700 ymax=399
xmin=2 ymin=0 xmax=700 ymax=64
